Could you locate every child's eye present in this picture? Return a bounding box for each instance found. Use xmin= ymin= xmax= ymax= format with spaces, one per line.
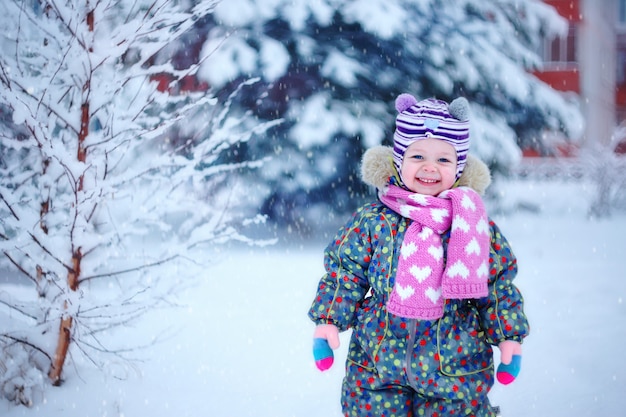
xmin=411 ymin=154 xmax=423 ymax=160
xmin=438 ymin=157 xmax=452 ymax=163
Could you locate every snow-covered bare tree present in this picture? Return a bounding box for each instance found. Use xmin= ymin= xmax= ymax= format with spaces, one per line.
xmin=0 ymin=0 xmax=275 ymax=405
xmin=587 ymin=126 xmax=626 ymax=217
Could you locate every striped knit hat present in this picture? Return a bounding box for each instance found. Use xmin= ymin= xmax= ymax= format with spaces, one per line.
xmin=393 ymin=94 xmax=470 ymax=181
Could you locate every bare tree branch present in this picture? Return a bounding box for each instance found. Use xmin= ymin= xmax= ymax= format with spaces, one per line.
xmin=0 ymin=296 xmax=37 ymax=321
xmin=27 ymin=233 xmax=73 ymax=271
xmin=0 ymin=334 xmax=52 ymax=361
xmin=0 ymin=192 xmax=20 ymax=221
xmin=2 ymin=251 xmax=37 ymax=285
xmin=79 ymin=254 xmax=179 ymax=283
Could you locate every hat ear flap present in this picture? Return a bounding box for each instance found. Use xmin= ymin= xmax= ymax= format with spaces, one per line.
xmin=395 ymin=93 xmax=418 ymax=113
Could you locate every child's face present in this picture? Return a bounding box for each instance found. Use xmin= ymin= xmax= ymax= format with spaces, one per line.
xmin=400 ymin=138 xmax=457 ymax=196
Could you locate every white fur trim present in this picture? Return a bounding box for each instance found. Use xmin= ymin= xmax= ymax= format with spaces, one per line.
xmin=360 ymin=146 xmax=491 ymax=195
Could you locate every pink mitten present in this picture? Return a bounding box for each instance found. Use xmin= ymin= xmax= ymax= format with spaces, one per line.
xmin=313 ymin=324 xmax=339 ymax=371
xmin=497 ymin=340 xmax=522 ymax=384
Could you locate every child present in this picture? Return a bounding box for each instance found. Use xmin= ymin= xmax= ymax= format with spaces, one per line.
xmin=308 ymin=94 xmax=529 ymax=417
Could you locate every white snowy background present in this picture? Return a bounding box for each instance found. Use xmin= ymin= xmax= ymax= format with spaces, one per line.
xmin=2 ymin=177 xmax=625 ymax=417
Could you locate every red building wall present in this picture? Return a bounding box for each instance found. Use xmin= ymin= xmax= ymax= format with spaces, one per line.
xmin=533 ymin=0 xmax=581 ymax=94
xmin=544 ymin=0 xmax=581 ymax=22
xmin=533 ymin=67 xmax=580 ymax=93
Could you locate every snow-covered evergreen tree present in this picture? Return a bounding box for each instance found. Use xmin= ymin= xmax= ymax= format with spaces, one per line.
xmin=197 ymin=0 xmax=583 ymax=230
xmin=0 ymin=0 xmax=274 ymax=405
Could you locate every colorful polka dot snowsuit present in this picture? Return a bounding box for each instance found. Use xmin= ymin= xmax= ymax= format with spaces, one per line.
xmin=308 ymin=201 xmax=529 ymax=417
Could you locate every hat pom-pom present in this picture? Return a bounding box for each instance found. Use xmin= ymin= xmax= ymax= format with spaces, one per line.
xmin=448 ymin=97 xmax=470 ymax=121
xmin=395 ymin=93 xmax=418 ymax=113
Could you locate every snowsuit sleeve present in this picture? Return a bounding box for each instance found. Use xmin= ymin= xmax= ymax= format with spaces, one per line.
xmin=475 ymin=220 xmax=529 ymax=345
xmin=308 ymin=203 xmax=377 ymax=331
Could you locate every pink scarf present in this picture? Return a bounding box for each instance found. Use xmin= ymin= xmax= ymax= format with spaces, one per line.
xmin=379 ymin=185 xmax=490 ymax=320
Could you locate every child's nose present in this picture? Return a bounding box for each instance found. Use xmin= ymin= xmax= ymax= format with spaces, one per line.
xmin=422 ymin=162 xmax=436 ymax=172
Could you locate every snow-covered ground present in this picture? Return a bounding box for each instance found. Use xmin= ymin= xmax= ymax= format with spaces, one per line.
xmin=2 ymin=178 xmax=626 ymax=417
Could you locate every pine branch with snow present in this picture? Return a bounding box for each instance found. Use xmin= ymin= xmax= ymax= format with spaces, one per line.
xmin=193 ymin=0 xmax=584 ymax=229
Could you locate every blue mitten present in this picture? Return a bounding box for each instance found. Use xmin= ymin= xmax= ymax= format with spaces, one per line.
xmin=496 ymin=355 xmax=521 ymax=384
xmin=313 ymin=338 xmax=334 ymax=371
xmin=497 ymin=340 xmax=522 ymax=384
xmin=312 ymin=324 xmax=339 ymax=371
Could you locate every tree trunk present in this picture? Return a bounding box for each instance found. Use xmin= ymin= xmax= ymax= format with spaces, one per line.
xmin=47 ymin=8 xmax=93 ymax=383
xmin=48 ymin=248 xmax=82 ymax=385
xmin=47 ymin=316 xmax=73 ymax=386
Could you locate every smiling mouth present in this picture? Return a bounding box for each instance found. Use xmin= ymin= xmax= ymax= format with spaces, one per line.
xmin=417 ymin=178 xmax=439 ymax=184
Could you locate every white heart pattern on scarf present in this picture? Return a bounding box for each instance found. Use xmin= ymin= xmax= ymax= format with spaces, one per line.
xmin=395 ymin=284 xmax=415 ymax=301
xmin=452 ymin=215 xmax=470 ymax=233
xmin=461 ymin=193 xmax=476 ymax=211
xmin=425 ymin=287 xmax=442 ymax=304
xmin=465 ymin=237 xmax=481 ymax=255
xmin=430 ymin=208 xmax=449 ymax=223
xmin=446 ymin=259 xmax=470 ymax=279
xmin=418 ymin=228 xmax=434 ymax=241
xmin=401 ymin=241 xmax=418 ymax=260
xmin=476 ymin=217 xmax=490 ymax=235
xmin=400 ymin=204 xmax=414 ymax=218
xmin=428 ymin=244 xmax=443 ymax=261
xmin=477 ymin=261 xmax=489 ymax=278
xmin=409 ymin=194 xmax=429 ymax=205
xmin=410 ymin=265 xmax=432 ymax=283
